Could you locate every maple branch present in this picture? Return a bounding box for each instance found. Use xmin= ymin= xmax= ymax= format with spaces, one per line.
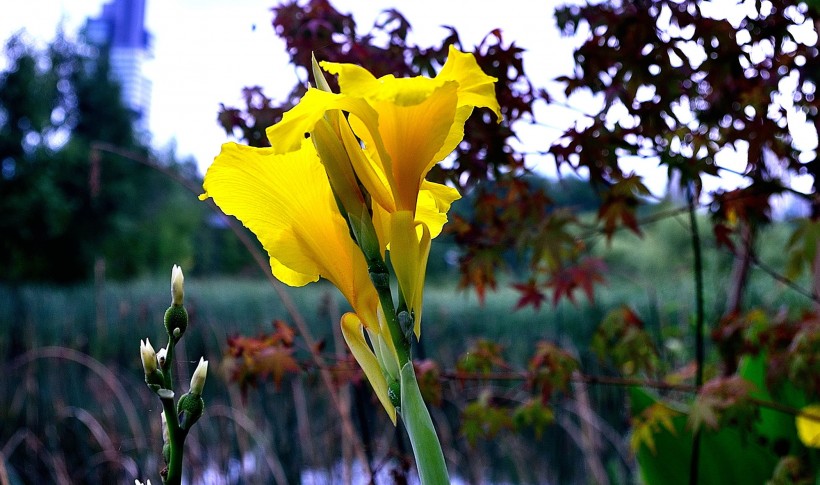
xmin=290 ymin=352 xmax=820 ymax=425
xmin=747 ymin=253 xmax=820 ymax=304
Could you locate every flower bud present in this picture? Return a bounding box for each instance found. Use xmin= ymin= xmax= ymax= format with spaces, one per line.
xmin=177 ymin=391 xmax=205 ymax=431
xmin=161 ymin=411 xmax=169 ymax=444
xmin=140 ymin=339 xmax=157 ymax=375
xmin=164 ymin=305 xmax=188 ymax=341
xmin=171 ymin=264 xmax=184 ymax=306
xmin=156 ymin=345 xmax=168 ymax=369
xmin=190 ymin=357 xmax=208 ymax=396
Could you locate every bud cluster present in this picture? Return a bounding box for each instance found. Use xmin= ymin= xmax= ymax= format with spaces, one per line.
xmin=138 ymin=265 xmax=208 ymax=484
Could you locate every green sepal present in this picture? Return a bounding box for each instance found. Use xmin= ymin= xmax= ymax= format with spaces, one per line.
xmin=177 ymin=392 xmax=204 ymax=431
xmin=164 ymin=305 xmax=188 ymax=341
xmin=145 ymin=369 xmax=164 ymax=388
xmin=398 ymin=310 xmax=414 ymax=341
xmin=311 ymin=53 xmax=332 ymax=92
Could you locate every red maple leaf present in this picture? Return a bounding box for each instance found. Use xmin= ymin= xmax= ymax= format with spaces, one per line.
xmin=512 ymin=279 xmax=547 ymax=310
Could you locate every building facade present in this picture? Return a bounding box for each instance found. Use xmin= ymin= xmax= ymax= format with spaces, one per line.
xmin=85 ymin=0 xmax=152 ymax=131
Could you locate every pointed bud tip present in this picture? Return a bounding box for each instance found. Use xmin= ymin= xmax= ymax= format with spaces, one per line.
xmin=190 ymin=357 xmax=209 ymax=395
xmin=171 ymin=264 xmax=184 ymax=306
xmin=140 ymin=338 xmax=157 ymax=375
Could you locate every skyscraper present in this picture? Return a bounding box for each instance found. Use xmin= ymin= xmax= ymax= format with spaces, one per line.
xmin=85 ymin=0 xmax=153 ymax=131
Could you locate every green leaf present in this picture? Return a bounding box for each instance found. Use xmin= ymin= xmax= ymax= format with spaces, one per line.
xmin=512 ymin=400 xmax=554 ymax=439
xmin=630 ymin=387 xmax=780 ymax=485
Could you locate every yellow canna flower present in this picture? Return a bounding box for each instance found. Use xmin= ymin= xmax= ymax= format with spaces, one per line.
xmin=200 ymin=138 xmax=401 ymax=419
xmin=199 ymin=139 xmax=379 ymax=328
xmin=266 ymin=45 xmax=499 ymax=330
xmin=268 ymin=45 xmax=500 ymax=218
xmin=202 ymin=48 xmax=499 ymax=423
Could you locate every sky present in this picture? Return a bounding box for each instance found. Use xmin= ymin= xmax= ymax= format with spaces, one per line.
xmin=0 ymin=0 xmax=817 ymax=202
xmin=0 ymin=0 xmax=574 ymax=175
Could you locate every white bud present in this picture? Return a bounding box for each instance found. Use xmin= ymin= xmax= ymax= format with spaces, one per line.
xmin=161 ymin=411 xmax=169 ymax=444
xmin=190 ymin=357 xmax=208 ymax=396
xmin=171 ymin=264 xmax=184 ymax=306
xmin=156 ymin=345 xmax=168 ymax=368
xmin=140 ymin=339 xmax=157 ymax=375
xmin=135 ymin=480 xmax=152 ymax=485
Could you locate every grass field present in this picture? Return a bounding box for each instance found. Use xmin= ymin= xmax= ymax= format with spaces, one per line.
xmin=0 ymin=213 xmax=812 ymax=484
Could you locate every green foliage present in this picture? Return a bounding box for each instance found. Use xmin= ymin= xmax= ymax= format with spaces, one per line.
xmin=456 ymin=339 xmax=506 ymax=375
xmin=786 ymin=220 xmax=820 ymax=280
xmin=630 ymin=352 xmax=814 ymax=485
xmin=462 ymin=391 xmax=514 ymax=445
xmin=512 ymin=399 xmax=555 ymax=439
xmin=0 ymin=33 xmax=248 ymax=282
xmin=591 ymin=306 xmax=659 ymax=376
xmin=631 ymin=387 xmax=780 ymax=485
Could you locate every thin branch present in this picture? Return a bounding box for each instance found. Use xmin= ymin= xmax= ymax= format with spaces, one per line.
xmin=749 ymin=253 xmax=820 ymax=304
xmin=687 ymin=184 xmax=705 ymax=485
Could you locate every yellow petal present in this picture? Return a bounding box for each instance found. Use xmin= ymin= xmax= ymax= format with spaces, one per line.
xmin=339 ymin=116 xmax=396 ymax=213
xmin=341 ymin=312 xmax=397 ymax=424
xmin=416 ymin=180 xmax=461 ymax=239
xmin=371 ymin=181 xmax=459 ymax=257
xmin=429 ymin=104 xmax=474 ymax=170
xmin=371 ymin=82 xmax=459 ymax=212
xmin=322 ymin=61 xmax=440 ymax=106
xmin=320 ymin=50 xmax=498 ymax=216
xmin=318 ymin=61 xmax=379 ymax=98
xmin=413 ymin=225 xmax=431 ymax=337
xmin=437 ymin=45 xmax=502 ymax=121
xmin=311 ymin=115 xmax=366 ymax=216
xmin=265 ymin=88 xmax=384 ymax=159
xmin=200 ymin=140 xmax=378 ymax=325
xmin=796 ymin=404 xmax=820 ymax=448
xmin=390 ymin=211 xmax=432 ymax=334
xmin=371 ymin=202 xmax=391 ymax=255
xmin=390 ymin=211 xmax=420 ymax=309
xmin=430 ymin=46 xmax=502 ymax=167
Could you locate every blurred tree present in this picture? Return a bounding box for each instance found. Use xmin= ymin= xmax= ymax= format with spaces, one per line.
xmin=553 ymin=1 xmax=818 ymax=302
xmin=0 ymin=32 xmax=237 ymax=282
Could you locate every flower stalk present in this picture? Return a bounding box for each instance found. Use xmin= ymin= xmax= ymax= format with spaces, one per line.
xmin=139 ymin=265 xmax=208 ymax=485
xmin=201 ymin=47 xmax=499 ymax=484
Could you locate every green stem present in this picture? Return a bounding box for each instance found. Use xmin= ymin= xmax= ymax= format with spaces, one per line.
xmin=160 ymin=392 xmax=185 ymax=485
xmin=159 ymin=336 xmax=186 ymax=485
xmin=400 ymin=362 xmax=449 ymax=484
xmin=687 ymin=185 xmax=705 ymax=485
xmin=162 ymin=339 xmax=174 ymax=390
xmin=344 ymin=203 xmax=446 ymax=481
xmin=350 ymin=210 xmax=411 ymax=366
xmin=368 ymin=255 xmax=411 ymax=366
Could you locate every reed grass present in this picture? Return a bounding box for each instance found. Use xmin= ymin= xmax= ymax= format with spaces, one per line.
xmin=0 ymin=217 xmax=811 ymax=484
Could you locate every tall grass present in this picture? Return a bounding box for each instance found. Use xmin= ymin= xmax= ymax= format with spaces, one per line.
xmin=0 ymin=215 xmax=813 ymax=484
